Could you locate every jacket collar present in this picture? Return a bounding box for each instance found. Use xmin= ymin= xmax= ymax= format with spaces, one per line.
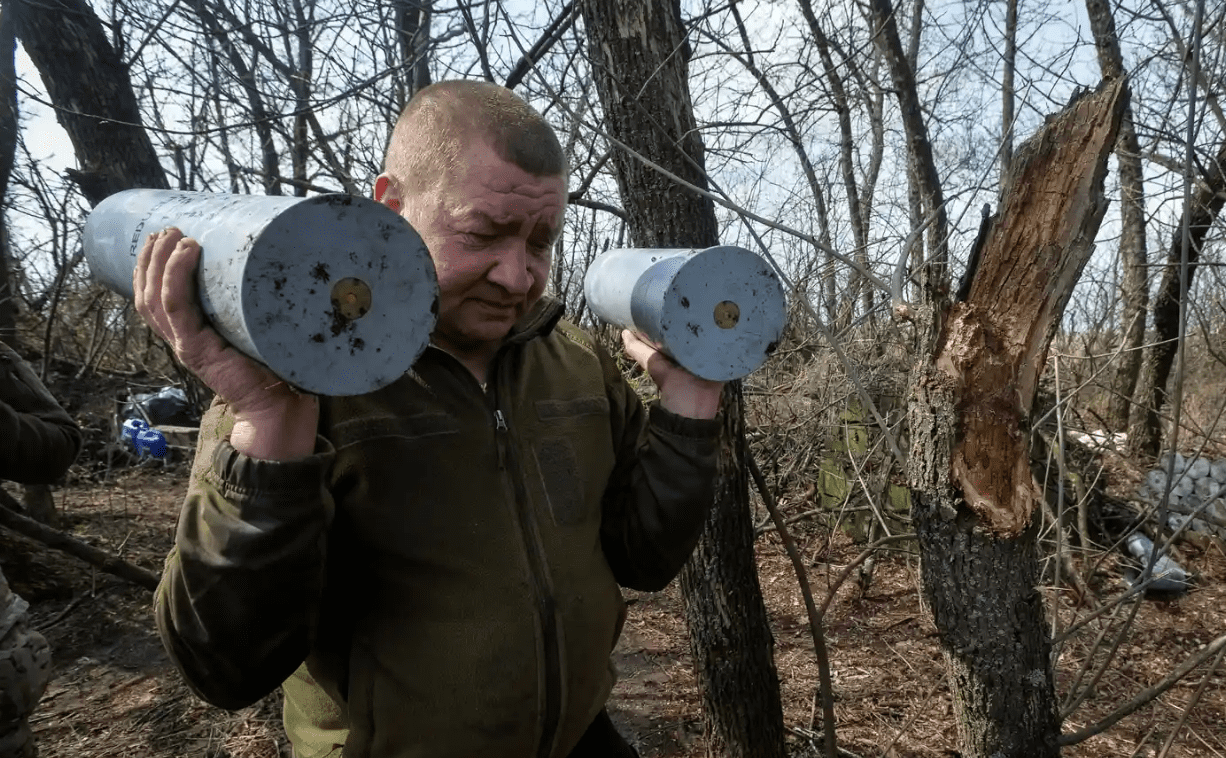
xmin=505 ymin=295 xmax=565 ymax=345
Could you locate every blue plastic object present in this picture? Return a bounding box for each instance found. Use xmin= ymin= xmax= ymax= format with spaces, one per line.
xmin=120 ymin=418 xmax=168 ymax=459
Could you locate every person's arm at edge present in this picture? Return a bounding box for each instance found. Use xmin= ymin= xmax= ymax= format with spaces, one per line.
xmin=0 ymin=342 xmax=83 ymax=484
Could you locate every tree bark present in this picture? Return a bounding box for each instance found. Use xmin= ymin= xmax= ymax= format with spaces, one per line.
xmin=0 ymin=6 xmax=17 ymax=344
xmin=1001 ymin=0 xmax=1017 ymax=178
xmin=0 ymin=7 xmax=55 ymax=527
xmin=1084 ymin=0 xmax=1150 ymax=430
xmin=1128 ymin=132 xmax=1226 ymax=457
xmin=579 ymin=0 xmax=788 ymax=754
xmin=678 ymin=382 xmax=788 ymax=757
xmin=390 ymin=0 xmax=433 ymax=107
xmin=9 ymin=0 xmax=168 ymax=205
xmin=908 ymin=79 xmax=1126 ymax=757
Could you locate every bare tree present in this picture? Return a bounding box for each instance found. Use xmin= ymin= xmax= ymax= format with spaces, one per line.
xmin=580 ymin=0 xmax=789 ymax=753
xmin=391 ymin=0 xmax=433 ymax=107
xmin=0 ymin=5 xmax=17 ymax=344
xmin=910 ymin=78 xmax=1126 ymax=758
xmin=1130 ymin=132 xmax=1226 ymax=456
xmin=1084 ymin=0 xmax=1150 ymax=431
xmin=8 ymin=0 xmax=168 ymax=204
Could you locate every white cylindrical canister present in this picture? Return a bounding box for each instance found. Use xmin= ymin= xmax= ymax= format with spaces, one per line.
xmin=83 ymin=189 xmax=438 ymax=397
xmin=584 ymin=246 xmax=787 ymax=381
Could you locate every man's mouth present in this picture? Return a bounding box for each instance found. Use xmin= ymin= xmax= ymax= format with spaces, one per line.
xmin=473 ymin=299 xmax=518 ymax=312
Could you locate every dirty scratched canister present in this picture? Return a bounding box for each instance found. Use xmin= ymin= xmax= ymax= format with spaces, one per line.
xmin=83 ymin=189 xmax=438 ymax=396
xmin=584 ymin=246 xmax=787 ymax=381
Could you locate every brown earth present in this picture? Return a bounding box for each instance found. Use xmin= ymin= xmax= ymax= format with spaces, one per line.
xmin=3 ymin=461 xmax=1224 ymax=758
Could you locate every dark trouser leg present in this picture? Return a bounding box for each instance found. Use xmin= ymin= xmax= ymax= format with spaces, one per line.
xmin=566 ymin=709 xmax=640 ymax=758
xmin=0 ymin=568 xmax=51 ymax=758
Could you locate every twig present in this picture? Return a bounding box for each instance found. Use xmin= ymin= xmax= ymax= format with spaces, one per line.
xmin=787 ymin=727 xmax=864 ymax=758
xmin=1052 ymin=354 xmax=1067 ymax=642
xmin=36 ymin=586 xmax=109 ymax=633
xmin=748 ymin=450 xmax=838 ymax=758
xmin=1035 ymin=486 xmax=1097 ymax=609
xmin=818 ymin=533 xmax=918 ymax=616
xmin=1060 ymin=591 xmax=1144 ymax=719
xmin=878 ymin=676 xmax=944 ymax=757
xmin=0 ymin=488 xmax=159 ymax=592
xmin=756 ymin=504 xmax=897 ymax=537
xmin=844 ymin=430 xmax=895 ymax=538
xmin=1059 ymin=633 xmax=1226 ymax=745
xmin=1156 ymin=639 xmax=1226 ymax=758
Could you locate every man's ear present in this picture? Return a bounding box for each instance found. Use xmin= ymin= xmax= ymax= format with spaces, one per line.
xmin=374 ymin=174 xmax=402 ymax=213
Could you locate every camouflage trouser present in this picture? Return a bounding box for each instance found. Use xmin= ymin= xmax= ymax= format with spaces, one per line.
xmin=0 ymin=568 xmax=50 ymax=758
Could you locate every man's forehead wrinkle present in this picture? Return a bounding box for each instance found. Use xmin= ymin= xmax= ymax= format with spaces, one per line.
xmin=474 ymin=172 xmax=563 ymax=200
xmin=462 ymin=192 xmax=563 ymax=221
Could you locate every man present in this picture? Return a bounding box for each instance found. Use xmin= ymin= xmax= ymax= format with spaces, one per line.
xmin=0 ymin=339 xmax=82 ymax=757
xmin=142 ymin=80 xmax=723 ymax=757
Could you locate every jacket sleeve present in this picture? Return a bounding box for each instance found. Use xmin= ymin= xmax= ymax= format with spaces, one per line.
xmin=154 ymin=398 xmax=336 ymax=710
xmin=598 ymin=348 xmax=721 ymax=592
xmin=0 ymin=342 xmax=82 ymax=485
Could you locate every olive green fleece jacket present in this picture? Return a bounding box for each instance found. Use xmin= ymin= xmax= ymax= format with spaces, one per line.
xmin=154 ymin=299 xmax=720 ymax=758
xmin=0 ymin=340 xmax=82 ymax=485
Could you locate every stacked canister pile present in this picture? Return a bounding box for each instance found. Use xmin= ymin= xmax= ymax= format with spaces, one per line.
xmin=1135 ymin=452 xmax=1226 ymax=540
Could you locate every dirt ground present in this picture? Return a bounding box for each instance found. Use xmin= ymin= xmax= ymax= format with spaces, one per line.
xmin=2 ymin=456 xmax=1222 ymax=758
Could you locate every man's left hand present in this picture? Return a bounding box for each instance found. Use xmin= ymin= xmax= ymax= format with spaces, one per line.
xmin=621 ymin=330 xmax=724 ymax=419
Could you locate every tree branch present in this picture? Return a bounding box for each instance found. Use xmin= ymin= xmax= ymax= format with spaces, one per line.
xmin=0 ymin=487 xmax=159 ymax=592
xmin=1059 ymin=633 xmax=1226 ymax=746
xmin=747 ymin=450 xmax=838 ymax=758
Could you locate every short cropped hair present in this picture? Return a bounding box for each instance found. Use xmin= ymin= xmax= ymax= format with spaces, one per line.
xmin=383 ymin=80 xmax=567 ymax=196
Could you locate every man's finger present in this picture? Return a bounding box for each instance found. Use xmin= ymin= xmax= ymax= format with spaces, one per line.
xmin=161 ymin=236 xmax=204 ymax=331
xmin=141 ymin=229 xmax=180 ymax=337
xmin=141 ymin=234 xmax=174 ymax=341
xmin=133 ymin=231 xmax=157 ymax=313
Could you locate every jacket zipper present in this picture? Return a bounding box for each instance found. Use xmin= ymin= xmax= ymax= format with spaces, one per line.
xmin=489 ymin=377 xmax=563 ymax=758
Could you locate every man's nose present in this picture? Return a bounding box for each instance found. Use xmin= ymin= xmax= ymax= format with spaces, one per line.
xmin=486 ymin=242 xmax=533 ymax=295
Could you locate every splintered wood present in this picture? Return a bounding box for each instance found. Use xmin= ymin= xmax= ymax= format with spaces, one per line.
xmin=938 ymin=79 xmax=1127 ymax=535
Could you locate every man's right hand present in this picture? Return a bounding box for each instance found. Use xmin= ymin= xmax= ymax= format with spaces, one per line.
xmin=134 ymin=228 xmax=319 ymax=461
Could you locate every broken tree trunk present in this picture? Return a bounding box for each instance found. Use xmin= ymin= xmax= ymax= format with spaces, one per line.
xmin=907 ymin=79 xmax=1127 ymax=757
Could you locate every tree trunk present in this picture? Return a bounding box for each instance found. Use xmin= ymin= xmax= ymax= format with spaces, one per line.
xmin=9 ymin=0 xmax=168 ymax=205
xmin=1127 ymin=131 xmax=1226 ymax=457
xmin=1001 ymin=0 xmax=1017 ymax=178
xmin=866 ymin=0 xmax=951 ymax=269
xmin=1084 ymin=0 xmax=1150 ymax=430
xmin=678 ymin=382 xmax=787 ymax=757
xmin=0 ymin=6 xmax=17 ymax=344
xmin=579 ymin=0 xmax=787 ymax=754
xmin=908 ymin=79 xmax=1126 ymax=757
xmin=393 ymin=0 xmax=432 ymax=106
xmin=797 ymin=0 xmax=870 ymax=334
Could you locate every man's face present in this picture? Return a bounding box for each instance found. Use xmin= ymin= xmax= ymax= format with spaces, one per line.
xmin=385 ymin=139 xmax=565 ymax=359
